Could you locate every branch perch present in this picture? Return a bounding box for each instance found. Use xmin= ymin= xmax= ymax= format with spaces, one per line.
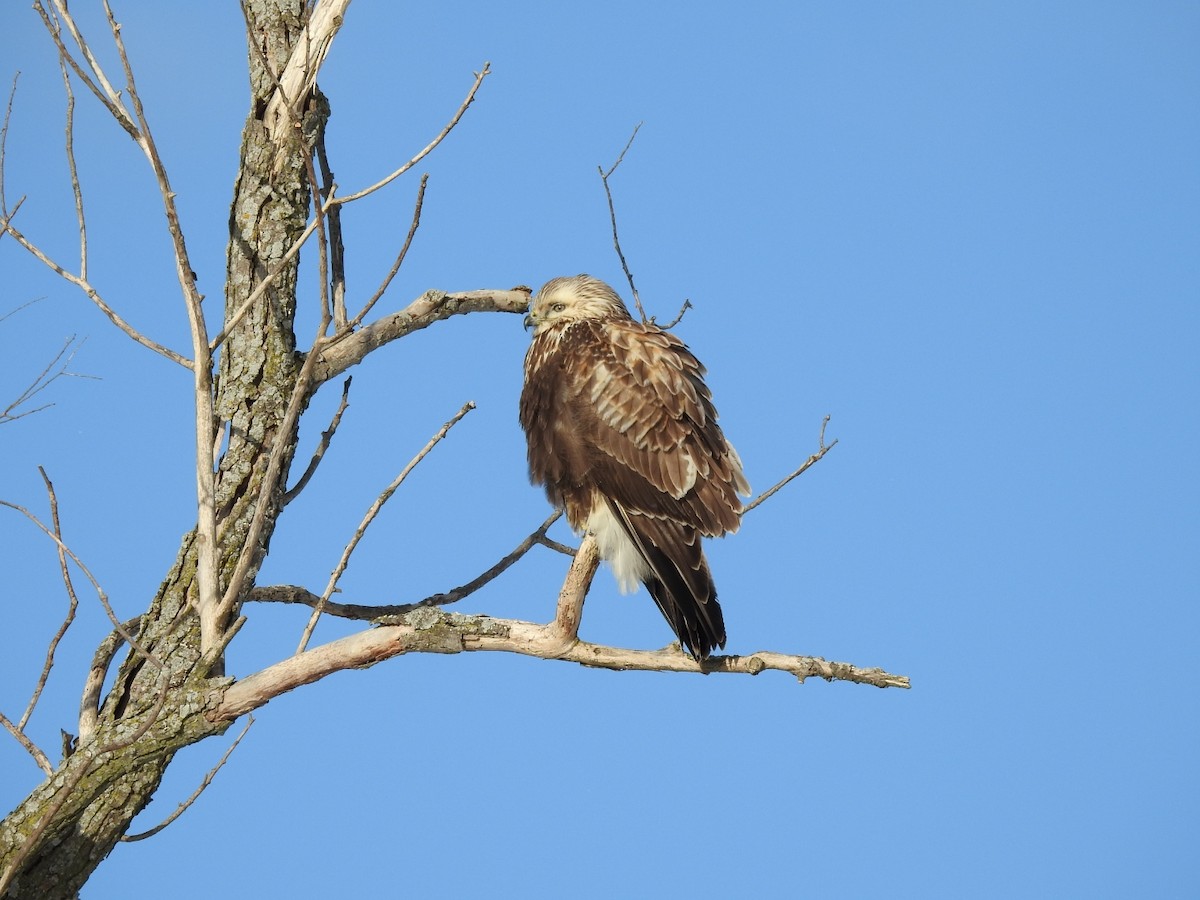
xmin=215 ymin=602 xmax=908 ymax=722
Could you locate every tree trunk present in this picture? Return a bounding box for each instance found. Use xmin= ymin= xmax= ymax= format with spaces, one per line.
xmin=0 ymin=3 xmax=317 ymax=895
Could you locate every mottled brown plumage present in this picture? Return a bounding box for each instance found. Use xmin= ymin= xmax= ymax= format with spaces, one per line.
xmin=519 ymin=275 xmax=748 ymax=658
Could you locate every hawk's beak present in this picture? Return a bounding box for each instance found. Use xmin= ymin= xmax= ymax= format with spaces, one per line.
xmin=523 ymin=313 xmax=536 ymax=331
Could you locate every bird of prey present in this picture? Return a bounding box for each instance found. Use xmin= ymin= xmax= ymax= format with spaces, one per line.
xmin=520 ymin=274 xmax=748 ymax=658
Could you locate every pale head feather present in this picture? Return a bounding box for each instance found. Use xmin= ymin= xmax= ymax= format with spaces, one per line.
xmin=524 ymin=274 xmax=632 ymax=334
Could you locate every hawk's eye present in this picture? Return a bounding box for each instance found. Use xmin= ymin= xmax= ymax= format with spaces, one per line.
xmin=552 ymin=303 xmax=566 ymax=313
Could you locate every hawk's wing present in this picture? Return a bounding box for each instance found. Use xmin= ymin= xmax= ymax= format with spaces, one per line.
xmin=566 ymin=318 xmax=748 ymax=537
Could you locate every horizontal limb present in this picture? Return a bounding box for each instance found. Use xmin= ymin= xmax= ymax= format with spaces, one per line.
xmin=214 ymin=609 xmax=908 ymax=721
xmin=313 ymin=287 xmax=532 ymax=383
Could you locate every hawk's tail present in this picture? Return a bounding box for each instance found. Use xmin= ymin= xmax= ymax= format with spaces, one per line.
xmin=611 ymin=501 xmax=727 ymax=659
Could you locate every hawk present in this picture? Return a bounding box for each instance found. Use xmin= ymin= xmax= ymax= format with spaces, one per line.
xmin=520 ymin=275 xmax=749 ymax=658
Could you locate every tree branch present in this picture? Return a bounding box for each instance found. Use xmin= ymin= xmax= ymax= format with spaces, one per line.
xmin=214 ymin=408 xmax=878 ymax=722
xmin=313 ymin=287 xmax=532 ymax=383
xmin=0 ymin=333 xmax=95 ymax=425
xmin=332 ymin=63 xmax=491 ymax=206
xmin=18 ymin=469 xmax=79 ymax=733
xmin=248 ymin=510 xmax=566 ymax=619
xmin=119 ymin=715 xmax=254 ymax=843
xmin=348 ymin=173 xmax=428 ymax=330
xmin=599 ymin=122 xmax=647 ymax=322
xmin=744 ymin=415 xmax=838 ymax=515
xmin=100 ymin=0 xmax=223 ymax=663
xmin=215 ymin=600 xmax=908 ymax=722
xmin=0 ymin=711 xmax=53 ymax=776
xmin=78 ymin=617 xmax=143 ymax=745
xmin=0 ymin=222 xmax=192 ymax=368
xmin=281 ymin=375 xmax=352 ymax=507
xmin=58 ymin=52 xmax=86 ymax=280
xmin=313 ymin=123 xmax=347 ymax=332
xmin=294 ymin=401 xmax=476 ymax=653
xmin=0 ymin=74 xmax=20 ymax=217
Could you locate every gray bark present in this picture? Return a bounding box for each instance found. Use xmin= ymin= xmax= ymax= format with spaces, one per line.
xmin=0 ymin=3 xmax=319 ymax=895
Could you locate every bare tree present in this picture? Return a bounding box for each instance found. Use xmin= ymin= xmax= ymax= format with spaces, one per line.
xmin=0 ymin=3 xmax=908 ymax=896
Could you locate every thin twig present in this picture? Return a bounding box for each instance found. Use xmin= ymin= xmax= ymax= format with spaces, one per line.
xmin=536 ymin=533 xmax=577 ymax=557
xmin=59 ymin=51 xmax=86 ymax=279
xmin=0 ymin=500 xmax=158 ymax=668
xmin=0 ymin=710 xmax=53 ymax=775
xmin=34 ymin=2 xmax=137 ymax=138
xmin=281 ymin=376 xmax=352 ymax=507
xmin=1 ymin=73 xmax=20 ymax=217
xmin=18 ymin=468 xmax=80 ymax=732
xmin=1 ymin=334 xmax=96 ymax=425
xmin=0 ymin=295 xmax=44 ymax=326
xmin=598 ymin=122 xmax=647 ymax=322
xmin=421 ymin=510 xmax=565 ymax=611
xmin=294 ymin=401 xmax=477 ymax=653
xmin=0 ymin=198 xmax=24 ymax=248
xmin=120 ymin=715 xmax=255 ymax=843
xmin=333 ymin=63 xmax=491 ymax=206
xmin=743 ymin=415 xmax=838 ymax=515
xmin=349 ymin=173 xmax=428 ymax=329
xmin=657 ymin=298 xmax=692 ymax=329
xmin=249 ymin=509 xmax=565 ymax=620
xmin=1 ymin=223 xmax=191 ymax=368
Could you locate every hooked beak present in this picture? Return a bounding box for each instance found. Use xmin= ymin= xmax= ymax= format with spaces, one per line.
xmin=523 ymin=312 xmax=536 ymax=331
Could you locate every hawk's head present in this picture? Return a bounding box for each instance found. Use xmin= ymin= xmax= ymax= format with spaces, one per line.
xmin=524 ymin=275 xmax=631 ymax=333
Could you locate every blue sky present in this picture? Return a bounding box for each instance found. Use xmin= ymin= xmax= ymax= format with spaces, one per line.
xmin=2 ymin=2 xmax=1197 ymax=896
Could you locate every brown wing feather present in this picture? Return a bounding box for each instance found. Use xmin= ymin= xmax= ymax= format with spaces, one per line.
xmin=569 ymin=319 xmax=746 ymax=535
xmin=607 ymin=500 xmax=726 ymax=658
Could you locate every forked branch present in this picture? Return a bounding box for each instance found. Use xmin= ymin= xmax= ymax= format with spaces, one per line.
xmin=0 ymin=333 xmax=95 ymax=425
